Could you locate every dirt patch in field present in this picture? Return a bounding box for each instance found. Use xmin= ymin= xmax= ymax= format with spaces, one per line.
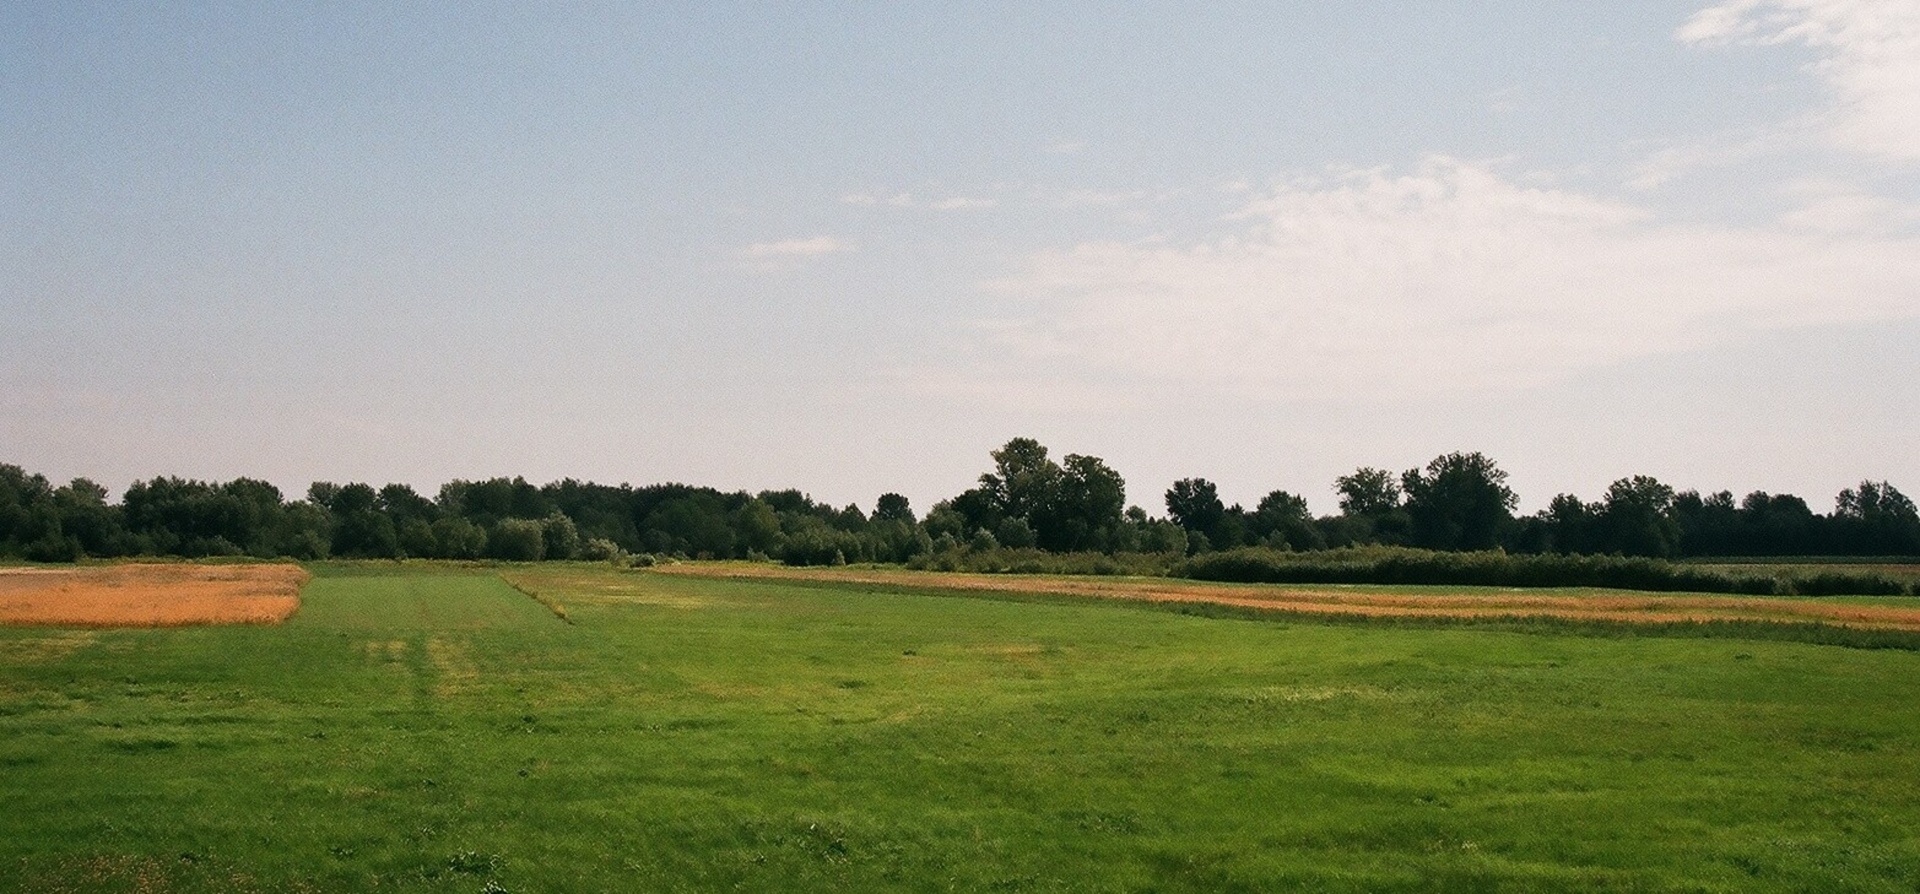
xmin=0 ymin=564 xmax=306 ymax=627
xmin=657 ymin=563 xmax=1920 ymax=633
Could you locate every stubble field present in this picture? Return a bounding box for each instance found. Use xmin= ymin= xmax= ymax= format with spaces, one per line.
xmin=3 ymin=562 xmax=1919 ymax=891
xmin=0 ymin=564 xmax=306 ymax=628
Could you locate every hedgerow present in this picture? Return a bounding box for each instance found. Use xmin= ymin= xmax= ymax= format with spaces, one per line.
xmin=1174 ymin=546 xmax=1914 ymax=596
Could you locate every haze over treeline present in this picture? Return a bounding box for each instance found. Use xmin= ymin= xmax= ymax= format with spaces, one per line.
xmin=4 ymin=438 xmax=1915 ymax=564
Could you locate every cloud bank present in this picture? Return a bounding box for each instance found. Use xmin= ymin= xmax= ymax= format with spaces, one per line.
xmin=988 ymin=158 xmax=1920 ymax=400
xmin=1680 ymin=0 xmax=1920 ymax=161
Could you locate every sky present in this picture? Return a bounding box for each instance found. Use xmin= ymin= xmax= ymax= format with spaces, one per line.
xmin=3 ymin=1 xmax=1918 ymax=516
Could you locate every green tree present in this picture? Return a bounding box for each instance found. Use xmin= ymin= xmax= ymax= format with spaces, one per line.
xmin=1671 ymin=489 xmax=1738 ymax=557
xmin=323 ymin=482 xmax=399 ymax=558
xmin=645 ymin=494 xmax=738 ymax=558
xmin=1735 ymin=492 xmax=1818 ymax=555
xmin=1335 ymin=468 xmax=1401 ymax=516
xmin=541 ymin=512 xmax=581 ymax=560
xmin=1599 ymin=476 xmax=1679 ymax=558
xmin=873 ymin=493 xmax=915 ymax=524
xmin=922 ymin=504 xmax=969 ymax=543
xmin=732 ymin=498 xmax=783 ymax=556
xmin=995 ymin=517 xmax=1039 ymax=549
xmin=979 ymin=437 xmax=1062 ymax=528
xmin=1164 ymin=478 xmax=1226 ymax=539
xmin=1331 ymin=466 xmax=1410 ymax=545
xmin=1055 ymin=454 xmax=1127 ymax=551
xmin=1401 ymin=452 xmax=1517 ymax=551
xmin=429 ymin=516 xmax=487 ymax=559
xmin=52 ymin=478 xmax=128 ymax=557
xmin=0 ymin=464 xmax=55 ymax=556
xmin=1834 ymin=480 xmax=1920 ymax=555
xmin=1543 ymin=493 xmax=1597 ymax=554
xmin=1251 ymin=490 xmax=1324 ymax=550
xmin=379 ymin=483 xmax=437 ymax=527
xmin=487 ymin=518 xmax=547 ymax=561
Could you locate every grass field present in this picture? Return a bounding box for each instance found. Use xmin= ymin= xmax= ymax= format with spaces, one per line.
xmin=4 ymin=563 xmax=1920 ymax=891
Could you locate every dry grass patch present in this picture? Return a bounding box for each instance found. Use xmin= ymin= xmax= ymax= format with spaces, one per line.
xmin=426 ymin=637 xmax=479 ymax=696
xmin=0 ymin=564 xmax=306 ymax=628
xmin=501 ymin=570 xmax=710 ymax=610
xmin=660 ymin=562 xmax=1920 ymax=633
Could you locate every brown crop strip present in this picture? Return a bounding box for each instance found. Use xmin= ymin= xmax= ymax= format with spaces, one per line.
xmin=0 ymin=564 xmax=307 ymax=627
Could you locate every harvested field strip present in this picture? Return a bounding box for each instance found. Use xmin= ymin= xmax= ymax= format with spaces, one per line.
xmin=657 ymin=562 xmax=1920 ymax=632
xmin=0 ymin=564 xmax=306 ymax=628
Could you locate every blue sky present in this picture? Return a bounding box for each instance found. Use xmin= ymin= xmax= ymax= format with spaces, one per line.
xmin=4 ymin=1 xmax=1917 ymax=515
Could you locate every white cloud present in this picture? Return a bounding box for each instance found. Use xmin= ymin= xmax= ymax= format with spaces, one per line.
xmin=929 ymin=196 xmax=998 ymax=211
xmin=1049 ymin=188 xmax=1154 ymax=208
xmin=1680 ymin=0 xmax=1920 ymax=161
xmin=1777 ymin=175 xmax=1920 ymax=232
xmin=843 ymin=192 xmax=996 ymax=211
xmin=1627 ymin=123 xmax=1813 ymax=189
xmin=982 ymin=157 xmax=1920 ymax=401
xmin=744 ymin=236 xmax=855 ymax=258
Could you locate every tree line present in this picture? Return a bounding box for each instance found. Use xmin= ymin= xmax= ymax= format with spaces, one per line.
xmin=2 ymin=439 xmax=1915 ymax=563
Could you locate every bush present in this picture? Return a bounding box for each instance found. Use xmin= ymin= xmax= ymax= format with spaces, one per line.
xmin=486 ymin=519 xmax=547 ymax=562
xmin=1784 ymin=571 xmax=1910 ymax=597
xmin=905 ymin=548 xmax=1179 ymax=577
xmin=541 ymin=513 xmax=581 ymax=560
xmin=580 ymin=537 xmax=624 ymax=562
xmin=23 ymin=534 xmax=81 ymax=563
xmin=1171 ymin=546 xmax=1907 ymax=596
xmin=782 ymin=528 xmax=857 ymax=566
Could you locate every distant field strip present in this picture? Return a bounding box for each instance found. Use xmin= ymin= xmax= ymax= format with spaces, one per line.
xmin=0 ymin=563 xmax=306 ymax=627
xmin=658 ymin=563 xmax=1920 ymax=632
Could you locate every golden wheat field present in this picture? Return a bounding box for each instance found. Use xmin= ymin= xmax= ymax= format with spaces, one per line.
xmin=0 ymin=563 xmax=306 ymax=627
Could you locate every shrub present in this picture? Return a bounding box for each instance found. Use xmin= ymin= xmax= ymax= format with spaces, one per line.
xmin=486 ymin=519 xmax=547 ymax=562
xmin=1172 ymin=546 xmax=1833 ymax=595
xmin=905 ymin=548 xmax=1178 ymax=576
xmin=23 ymin=534 xmax=81 ymax=563
xmin=579 ymin=537 xmax=624 ymax=562
xmin=782 ymin=528 xmax=858 ymax=566
xmin=541 ymin=513 xmax=581 ymax=560
xmin=1784 ymin=571 xmax=1910 ymax=597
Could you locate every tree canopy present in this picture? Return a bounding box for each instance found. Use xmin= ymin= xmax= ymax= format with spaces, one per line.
xmin=1 ymin=446 xmax=1913 ymax=564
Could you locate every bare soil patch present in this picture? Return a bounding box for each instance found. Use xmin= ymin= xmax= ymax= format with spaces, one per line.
xmin=658 ymin=563 xmax=1920 ymax=633
xmin=0 ymin=564 xmax=307 ymax=627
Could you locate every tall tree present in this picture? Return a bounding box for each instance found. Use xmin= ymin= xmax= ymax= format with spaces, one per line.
xmin=979 ymin=437 xmax=1062 ymax=525
xmin=1401 ymin=452 xmax=1517 ymax=551
xmin=1165 ymin=478 xmax=1227 ymax=548
xmin=1329 ymin=466 xmax=1410 ymax=545
xmin=872 ymin=493 xmax=915 ymax=524
xmin=1251 ymin=489 xmax=1324 ymax=550
xmin=1542 ymin=493 xmax=1597 ymax=554
xmin=1671 ymin=490 xmax=1738 ymax=557
xmin=1736 ymin=492 xmax=1819 ymax=556
xmin=1598 ymin=475 xmax=1679 ymax=557
xmin=1335 ymin=468 xmax=1402 ymax=517
xmin=1054 ymin=453 xmax=1127 ymax=551
xmin=1834 ymin=480 xmax=1920 ymax=555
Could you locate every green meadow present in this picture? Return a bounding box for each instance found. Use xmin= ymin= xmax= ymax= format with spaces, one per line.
xmin=4 ymin=563 xmax=1920 ymax=892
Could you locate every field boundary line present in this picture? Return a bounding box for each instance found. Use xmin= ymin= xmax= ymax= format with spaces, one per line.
xmin=655 ymin=563 xmax=1920 ymax=651
xmin=498 ymin=575 xmax=575 ymax=625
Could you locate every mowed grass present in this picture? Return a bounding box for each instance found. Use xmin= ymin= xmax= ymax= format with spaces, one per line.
xmin=2 ymin=565 xmax=1920 ymax=891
